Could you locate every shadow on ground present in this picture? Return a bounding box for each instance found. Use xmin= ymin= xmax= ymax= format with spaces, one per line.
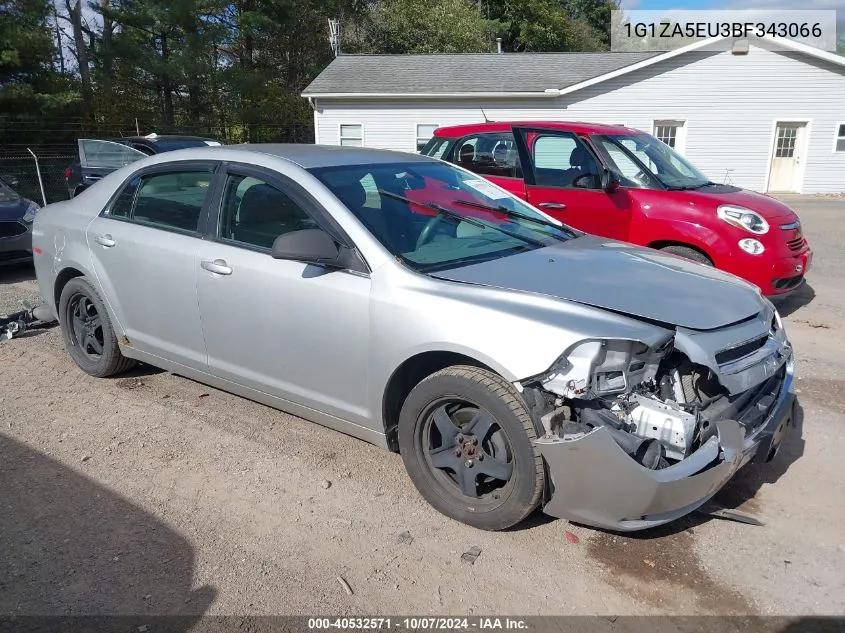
xmin=0 ymin=263 xmax=35 ymax=284
xmin=0 ymin=434 xmax=215 ymax=621
xmin=771 ymin=282 xmax=815 ymax=318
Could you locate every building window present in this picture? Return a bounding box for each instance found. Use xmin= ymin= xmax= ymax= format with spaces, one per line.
xmin=835 ymin=123 xmax=845 ymax=152
xmin=653 ymin=120 xmax=686 ymax=154
xmin=415 ymin=124 xmax=438 ymax=152
xmin=776 ymin=126 xmax=798 ymax=158
xmin=339 ymin=124 xmax=363 ymax=147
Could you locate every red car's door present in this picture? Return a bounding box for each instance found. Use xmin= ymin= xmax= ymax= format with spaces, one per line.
xmin=514 ymin=127 xmax=632 ymax=240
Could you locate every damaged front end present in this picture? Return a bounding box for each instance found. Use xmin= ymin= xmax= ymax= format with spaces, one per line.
xmin=521 ymin=305 xmax=795 ymax=531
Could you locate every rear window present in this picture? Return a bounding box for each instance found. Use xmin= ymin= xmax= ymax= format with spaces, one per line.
xmin=151 ymin=139 xmax=221 ymax=152
xmin=420 ymin=136 xmax=453 ymax=159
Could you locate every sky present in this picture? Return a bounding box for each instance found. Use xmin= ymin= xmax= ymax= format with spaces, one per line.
xmin=623 ymin=0 xmax=843 ymax=12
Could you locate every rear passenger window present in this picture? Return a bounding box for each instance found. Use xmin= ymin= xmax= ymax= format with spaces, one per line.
xmin=219 ymin=174 xmax=318 ymax=250
xmin=132 ymin=171 xmax=212 ymax=232
xmin=453 ymin=133 xmax=522 ymax=179
xmin=109 ymin=176 xmax=140 ymax=218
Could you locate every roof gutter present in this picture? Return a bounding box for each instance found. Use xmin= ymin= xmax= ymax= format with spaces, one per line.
xmin=300 ymin=91 xmax=562 ymax=99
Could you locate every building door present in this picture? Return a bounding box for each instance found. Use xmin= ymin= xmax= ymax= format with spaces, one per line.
xmin=768 ymin=122 xmax=808 ymax=193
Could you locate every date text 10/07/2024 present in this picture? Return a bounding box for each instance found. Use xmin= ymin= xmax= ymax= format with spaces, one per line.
xmin=307 ymin=618 xmax=529 ymax=630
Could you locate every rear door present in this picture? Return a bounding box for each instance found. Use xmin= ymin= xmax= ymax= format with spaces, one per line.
xmin=87 ymin=163 xmax=216 ymax=370
xmin=77 ymin=139 xmax=147 ymax=189
xmin=513 ymin=127 xmax=632 ymax=240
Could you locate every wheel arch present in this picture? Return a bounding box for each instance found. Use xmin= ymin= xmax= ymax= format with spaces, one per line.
xmin=54 ymin=267 xmax=86 ymax=311
xmin=647 ymin=240 xmax=714 ymax=264
xmin=381 ymin=351 xmax=497 ymax=452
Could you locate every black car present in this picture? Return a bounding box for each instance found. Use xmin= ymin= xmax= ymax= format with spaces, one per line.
xmin=0 ymin=175 xmax=39 ymax=266
xmin=65 ymin=134 xmax=222 ymax=198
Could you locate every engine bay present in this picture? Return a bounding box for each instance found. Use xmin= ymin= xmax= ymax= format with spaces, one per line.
xmin=523 ymin=337 xmax=783 ymax=470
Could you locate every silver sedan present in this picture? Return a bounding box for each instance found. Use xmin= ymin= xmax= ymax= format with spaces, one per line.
xmin=32 ymin=145 xmax=796 ymax=531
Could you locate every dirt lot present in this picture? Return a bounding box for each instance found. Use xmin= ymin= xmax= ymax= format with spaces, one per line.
xmin=1 ymin=197 xmax=844 ymax=619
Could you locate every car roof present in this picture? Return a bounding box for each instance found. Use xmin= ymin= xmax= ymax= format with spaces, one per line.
xmin=137 ymin=143 xmax=438 ymax=169
xmin=433 ymin=121 xmax=641 ymax=137
xmin=118 ymin=135 xmax=218 ymax=142
xmin=225 ymin=143 xmax=436 ymax=168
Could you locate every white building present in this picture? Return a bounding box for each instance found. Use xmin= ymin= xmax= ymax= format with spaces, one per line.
xmin=302 ymin=36 xmax=845 ymax=194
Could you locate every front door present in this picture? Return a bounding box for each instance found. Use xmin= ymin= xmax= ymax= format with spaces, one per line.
xmin=194 ymin=166 xmax=373 ymax=426
xmin=87 ymin=165 xmax=215 ymax=369
xmin=768 ymin=122 xmax=807 ymax=193
xmin=513 ymin=127 xmax=632 ymax=241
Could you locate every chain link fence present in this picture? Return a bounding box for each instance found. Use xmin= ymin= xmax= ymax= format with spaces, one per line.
xmin=0 ymin=120 xmax=314 ymax=206
xmin=0 ymin=148 xmax=76 ymax=206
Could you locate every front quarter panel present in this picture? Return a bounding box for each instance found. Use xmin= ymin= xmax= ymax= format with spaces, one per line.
xmin=631 ymin=191 xmax=731 ymax=262
xmin=368 ymin=262 xmax=673 ymax=426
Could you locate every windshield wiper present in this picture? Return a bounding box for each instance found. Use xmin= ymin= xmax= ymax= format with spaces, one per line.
xmin=450 ymin=198 xmax=576 ymax=239
xmin=666 ymin=181 xmax=716 ymax=191
xmin=377 ymin=190 xmax=547 ymax=248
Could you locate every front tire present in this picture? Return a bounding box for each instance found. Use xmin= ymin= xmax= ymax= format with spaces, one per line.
xmin=660 ymin=244 xmax=713 ymax=266
xmin=398 ymin=366 xmax=544 ymax=530
xmin=58 ymin=277 xmax=136 ymax=377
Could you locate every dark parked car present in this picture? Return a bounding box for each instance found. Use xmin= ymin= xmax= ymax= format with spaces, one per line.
xmin=0 ymin=175 xmax=40 ymax=265
xmin=65 ymin=135 xmax=222 ymax=198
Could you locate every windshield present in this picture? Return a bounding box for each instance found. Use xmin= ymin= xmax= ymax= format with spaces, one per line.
xmin=594 ymin=133 xmax=710 ymax=190
xmin=310 ymin=161 xmax=575 ymax=273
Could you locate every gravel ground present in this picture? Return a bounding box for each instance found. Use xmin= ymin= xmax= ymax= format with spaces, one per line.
xmin=1 ymin=197 xmax=843 ymax=619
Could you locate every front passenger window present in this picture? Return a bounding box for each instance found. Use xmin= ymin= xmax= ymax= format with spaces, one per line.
xmin=219 ymin=175 xmax=318 ymax=250
xmin=533 ymin=135 xmax=600 ymax=189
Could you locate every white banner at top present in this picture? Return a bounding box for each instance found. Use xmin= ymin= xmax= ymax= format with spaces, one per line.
xmin=610 ymin=9 xmax=838 ymax=52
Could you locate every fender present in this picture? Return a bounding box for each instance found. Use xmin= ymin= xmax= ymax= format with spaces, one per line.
xmin=633 ymin=217 xmax=733 ymax=267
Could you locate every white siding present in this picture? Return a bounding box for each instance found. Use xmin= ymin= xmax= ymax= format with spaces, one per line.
xmin=312 ymin=44 xmax=845 ymax=193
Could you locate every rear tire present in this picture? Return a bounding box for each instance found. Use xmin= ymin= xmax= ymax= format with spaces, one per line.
xmin=58 ymin=277 xmax=136 ymax=377
xmin=660 ymin=244 xmax=713 ymax=266
xmin=398 ymin=365 xmax=544 ymax=530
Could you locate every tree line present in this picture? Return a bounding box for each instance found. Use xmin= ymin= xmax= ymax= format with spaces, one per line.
xmin=1 ymin=0 xmax=619 ymax=145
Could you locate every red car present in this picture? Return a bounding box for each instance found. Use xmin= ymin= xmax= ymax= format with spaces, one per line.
xmin=422 ymin=122 xmax=812 ymax=298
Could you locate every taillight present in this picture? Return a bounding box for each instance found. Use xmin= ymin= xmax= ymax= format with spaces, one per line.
xmin=64 ymin=167 xmax=71 ymax=179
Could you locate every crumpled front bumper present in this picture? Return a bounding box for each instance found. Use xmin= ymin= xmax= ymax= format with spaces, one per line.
xmin=535 ymin=354 xmax=795 ymax=532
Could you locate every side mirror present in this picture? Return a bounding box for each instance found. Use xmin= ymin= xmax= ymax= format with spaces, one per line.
xmin=1 ymin=174 xmax=19 ymax=188
xmin=271 ymin=229 xmax=340 ymax=265
xmin=601 ymin=169 xmax=620 ymax=194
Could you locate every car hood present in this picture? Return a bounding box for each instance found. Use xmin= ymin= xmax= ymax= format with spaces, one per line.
xmin=684 ymin=184 xmax=797 ymax=221
xmin=431 ymin=236 xmax=766 ymax=331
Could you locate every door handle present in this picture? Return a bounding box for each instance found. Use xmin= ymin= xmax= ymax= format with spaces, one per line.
xmin=201 ymin=259 xmax=233 ymax=276
xmin=538 ymin=202 xmax=567 ymax=211
xmin=94 ymin=234 xmax=115 ymax=247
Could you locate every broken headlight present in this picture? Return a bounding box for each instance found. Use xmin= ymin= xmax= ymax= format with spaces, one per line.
xmin=22 ymin=202 xmax=39 ymax=224
xmin=539 ymin=338 xmax=669 ymax=399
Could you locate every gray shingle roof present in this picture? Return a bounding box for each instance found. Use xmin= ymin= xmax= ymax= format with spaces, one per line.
xmin=302 ymin=52 xmax=662 ymax=96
